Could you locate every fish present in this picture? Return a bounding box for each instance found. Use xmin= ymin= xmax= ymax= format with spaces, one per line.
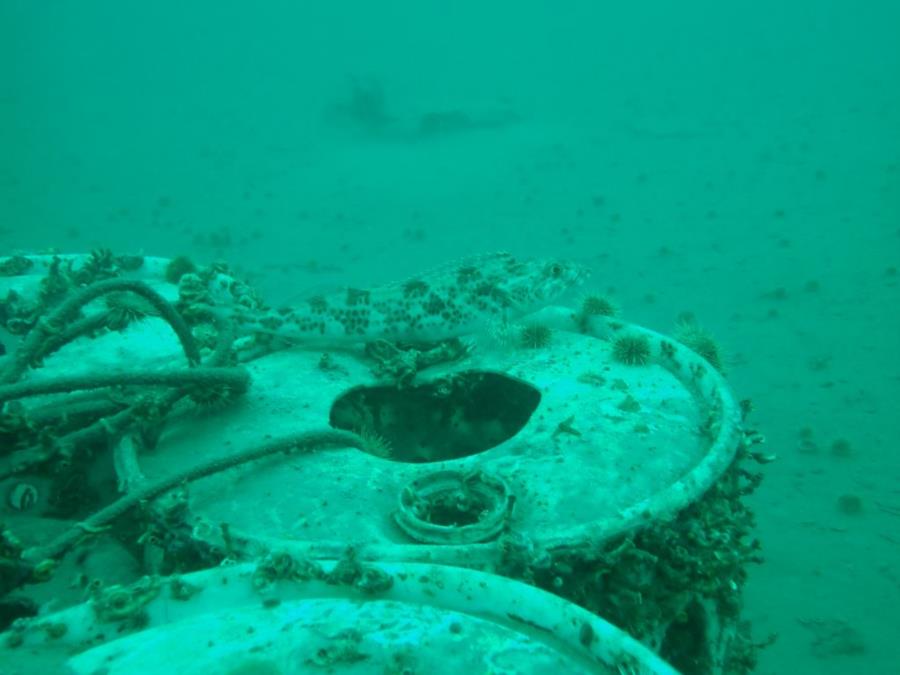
xmin=227 ymin=252 xmax=588 ymax=346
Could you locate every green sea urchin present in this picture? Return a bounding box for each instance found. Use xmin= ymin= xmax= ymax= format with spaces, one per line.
xmin=575 ymin=293 xmax=618 ymax=332
xmin=104 ymin=292 xmax=154 ymax=331
xmin=580 ymin=293 xmax=618 ymax=318
xmin=165 ymin=256 xmax=197 ymax=284
xmin=674 ymin=320 xmax=725 ymax=372
xmin=612 ymin=334 xmax=651 ymax=366
xmin=519 ymin=323 xmax=553 ymax=349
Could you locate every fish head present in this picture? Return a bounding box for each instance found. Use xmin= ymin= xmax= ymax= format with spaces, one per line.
xmin=501 ymin=256 xmax=590 ymax=312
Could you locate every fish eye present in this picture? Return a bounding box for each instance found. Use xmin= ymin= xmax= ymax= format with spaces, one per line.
xmin=549 ymin=263 xmax=563 ymax=278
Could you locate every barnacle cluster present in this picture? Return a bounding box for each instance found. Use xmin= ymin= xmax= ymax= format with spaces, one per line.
xmin=1 ymin=251 xmax=145 ymax=337
xmin=253 ymin=551 xmax=325 ymax=591
xmin=512 ymin=454 xmax=764 ymax=674
xmin=0 ymin=251 xmax=251 ymax=600
xmin=325 ymin=547 xmax=393 ymax=595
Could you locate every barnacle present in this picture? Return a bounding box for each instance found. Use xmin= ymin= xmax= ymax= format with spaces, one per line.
xmin=177 ymin=273 xmax=211 ymax=306
xmin=0 ymin=256 xmax=34 ymax=277
xmin=91 ymin=576 xmax=161 ymax=623
xmin=0 ymin=406 xmax=38 ymax=451
xmin=38 ymin=257 xmax=71 ymax=306
xmin=253 ymin=551 xmax=324 ymax=590
xmin=6 ymin=482 xmax=39 ymax=511
xmin=354 ymin=565 xmax=393 ymax=594
xmin=77 ymin=248 xmax=118 ymax=284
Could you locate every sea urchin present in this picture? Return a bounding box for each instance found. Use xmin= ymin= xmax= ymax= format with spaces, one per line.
xmin=519 ymin=323 xmax=553 ymax=349
xmin=612 ymin=334 xmax=651 ymax=366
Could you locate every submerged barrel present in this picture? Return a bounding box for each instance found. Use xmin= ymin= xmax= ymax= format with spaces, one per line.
xmin=0 ymin=253 xmax=764 ymax=674
xmin=4 ymin=559 xmax=679 ymax=674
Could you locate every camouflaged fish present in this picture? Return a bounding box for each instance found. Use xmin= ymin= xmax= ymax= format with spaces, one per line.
xmin=231 ymin=252 xmax=588 ymax=345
